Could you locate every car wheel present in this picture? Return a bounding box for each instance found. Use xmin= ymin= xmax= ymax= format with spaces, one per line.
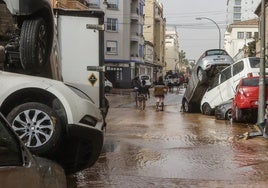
xmin=225 ymin=109 xmax=232 ymax=120
xmin=182 ymin=99 xmax=192 ymax=113
xmin=7 ymin=102 xmax=62 ymax=155
xmin=197 ymin=68 xmax=207 ymax=83
xmin=20 ymin=18 xmax=49 ymax=71
xmin=202 ymin=103 xmax=212 ymax=115
xmin=235 ymin=106 xmax=243 ymax=122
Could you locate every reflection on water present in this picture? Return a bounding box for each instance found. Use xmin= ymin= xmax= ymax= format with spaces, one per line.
xmin=67 ymin=93 xmax=268 ymax=187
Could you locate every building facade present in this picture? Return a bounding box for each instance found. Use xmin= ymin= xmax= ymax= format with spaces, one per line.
xmin=226 ymin=0 xmax=260 ymax=24
xmin=143 ymin=0 xmax=166 ymax=82
xmin=224 ymin=19 xmax=258 ymax=60
xmin=88 ymin=0 xmax=162 ymax=88
xmin=164 ymin=28 xmax=179 ymax=75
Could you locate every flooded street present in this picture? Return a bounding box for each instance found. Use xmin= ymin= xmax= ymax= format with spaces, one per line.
xmin=67 ymin=89 xmax=268 ymax=187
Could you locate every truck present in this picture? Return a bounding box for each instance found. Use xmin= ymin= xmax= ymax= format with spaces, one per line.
xmin=0 ymin=0 xmax=107 ymax=173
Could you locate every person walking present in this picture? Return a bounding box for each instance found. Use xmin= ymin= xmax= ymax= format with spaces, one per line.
xmin=154 ymin=76 xmax=167 ymax=111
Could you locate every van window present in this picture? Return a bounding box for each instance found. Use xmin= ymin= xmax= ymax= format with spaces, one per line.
xmin=233 ymin=61 xmax=244 ymax=76
xmin=249 ymin=58 xmax=261 ymax=68
xmin=220 ymin=66 xmax=232 ymax=83
xmin=209 ymin=73 xmax=220 ymax=90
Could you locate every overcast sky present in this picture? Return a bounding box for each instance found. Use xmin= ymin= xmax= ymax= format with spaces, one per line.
xmin=158 ymin=0 xmax=228 ymax=61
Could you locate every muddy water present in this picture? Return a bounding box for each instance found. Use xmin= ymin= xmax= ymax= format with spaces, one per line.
xmin=67 ymin=90 xmax=268 ymax=187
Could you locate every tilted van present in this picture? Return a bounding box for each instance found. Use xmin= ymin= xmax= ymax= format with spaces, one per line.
xmin=201 ymin=57 xmax=268 ymax=115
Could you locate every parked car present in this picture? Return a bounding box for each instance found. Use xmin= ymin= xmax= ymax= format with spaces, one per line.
xmin=139 ymin=74 xmax=152 ymax=87
xmin=0 ymin=113 xmax=67 ymax=187
xmin=201 ymin=57 xmax=268 ymax=115
xmin=0 ymin=71 xmax=105 ymax=174
xmin=232 ymin=76 xmax=268 ymax=122
xmin=104 ymin=77 xmax=113 ymax=93
xmin=214 ymin=99 xmax=233 ymax=120
xmin=182 ymin=49 xmax=233 ymax=112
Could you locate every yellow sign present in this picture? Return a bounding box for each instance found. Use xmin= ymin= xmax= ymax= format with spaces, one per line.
xmin=88 ymin=73 xmax=98 ymax=86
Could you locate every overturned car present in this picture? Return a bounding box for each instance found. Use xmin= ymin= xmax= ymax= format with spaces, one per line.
xmin=0 ymin=0 xmax=54 ymax=74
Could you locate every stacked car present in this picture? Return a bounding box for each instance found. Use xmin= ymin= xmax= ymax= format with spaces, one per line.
xmin=182 ymin=49 xmax=234 ymax=113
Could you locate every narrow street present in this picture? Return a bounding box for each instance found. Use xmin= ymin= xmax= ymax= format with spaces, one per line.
xmin=67 ymin=88 xmax=268 ymax=188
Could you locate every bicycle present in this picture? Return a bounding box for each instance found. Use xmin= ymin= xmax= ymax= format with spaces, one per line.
xmin=137 ymin=93 xmax=147 ymax=111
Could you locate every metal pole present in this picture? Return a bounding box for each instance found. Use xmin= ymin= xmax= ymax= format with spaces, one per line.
xmin=196 ymin=17 xmax=221 ymax=49
xmin=258 ymin=0 xmax=267 ymax=138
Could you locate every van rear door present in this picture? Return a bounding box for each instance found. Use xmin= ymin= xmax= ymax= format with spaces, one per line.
xmin=55 ymin=9 xmax=106 ymax=113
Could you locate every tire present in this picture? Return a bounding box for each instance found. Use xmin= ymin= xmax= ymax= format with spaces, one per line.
xmin=182 ymin=99 xmax=192 ymax=113
xmin=225 ymin=109 xmax=232 ymax=120
xmin=20 ymin=18 xmax=49 ymax=71
xmin=197 ymin=68 xmax=207 ymax=83
xmin=7 ymin=102 xmax=62 ymax=155
xmin=202 ymin=103 xmax=212 ymax=115
xmin=235 ymin=106 xmax=243 ymax=122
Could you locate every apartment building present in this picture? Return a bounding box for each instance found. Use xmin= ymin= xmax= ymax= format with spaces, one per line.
xmin=164 ymin=29 xmax=179 ymax=74
xmin=143 ymin=0 xmax=166 ymax=82
xmin=226 ymin=0 xmax=260 ymax=24
xmin=224 ymin=19 xmax=258 ymax=60
xmin=86 ymin=0 xmax=146 ymax=88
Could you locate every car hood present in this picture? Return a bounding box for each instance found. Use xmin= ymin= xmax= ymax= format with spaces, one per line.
xmin=0 ymin=71 xmax=63 ymax=90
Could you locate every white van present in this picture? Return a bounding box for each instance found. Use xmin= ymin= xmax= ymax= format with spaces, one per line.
xmin=200 ymin=57 xmax=268 ymax=115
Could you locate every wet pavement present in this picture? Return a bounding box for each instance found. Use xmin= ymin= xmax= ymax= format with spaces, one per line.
xmin=67 ymin=88 xmax=268 ymax=188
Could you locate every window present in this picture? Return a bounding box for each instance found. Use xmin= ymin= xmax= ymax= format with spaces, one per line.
xmin=106 ymin=40 xmax=117 ymax=55
xmin=139 ymin=44 xmax=143 ymax=57
xmin=106 ymin=18 xmax=118 ymax=31
xmin=234 ymin=13 xmax=241 ymax=21
xmin=237 ymin=32 xmax=244 ymax=39
xmin=220 ymin=66 xmax=232 ymax=83
xmin=88 ymin=0 xmax=100 ymax=8
xmin=233 ymin=61 xmax=244 ymax=76
xmin=106 ymin=0 xmax=118 ymax=9
xmin=235 ymin=0 xmax=241 ymax=5
xmin=254 ymin=32 xmax=258 ymax=39
xmin=233 ymin=7 xmax=241 ymax=13
xmin=246 ymin=32 xmax=252 ymax=39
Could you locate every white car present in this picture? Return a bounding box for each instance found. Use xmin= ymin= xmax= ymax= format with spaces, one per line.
xmin=0 ymin=71 xmax=105 ymax=174
xmin=201 ymin=57 xmax=268 ymax=115
xmin=139 ymin=74 xmax=152 ymax=87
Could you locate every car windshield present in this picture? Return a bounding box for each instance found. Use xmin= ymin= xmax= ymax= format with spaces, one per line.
xmin=205 ymin=49 xmax=227 ymax=56
xmin=242 ymin=77 xmax=268 ymax=86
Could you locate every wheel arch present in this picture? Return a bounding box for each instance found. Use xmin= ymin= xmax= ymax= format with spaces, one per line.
xmin=0 ymin=88 xmax=67 ymax=127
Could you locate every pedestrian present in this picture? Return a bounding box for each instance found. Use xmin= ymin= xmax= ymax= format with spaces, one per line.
xmin=154 ymin=76 xmax=167 ymax=111
xmin=139 ymin=79 xmax=150 ymax=98
xmin=131 ymin=76 xmax=141 ymax=89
